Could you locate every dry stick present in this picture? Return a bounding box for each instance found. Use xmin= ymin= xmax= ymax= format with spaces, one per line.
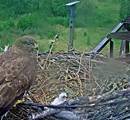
xmin=102 ymin=79 xmax=112 ymax=93
xmin=77 ymin=52 xmax=87 ymax=94
xmin=71 ymin=58 xmax=89 ymax=73
xmin=46 ymin=34 xmax=60 ymax=66
xmin=43 ymin=35 xmax=57 ymax=69
xmin=77 ymin=52 xmax=85 ymax=74
xmin=92 ymin=74 xmax=102 ymax=91
xmin=36 ymin=49 xmax=45 ymax=71
xmin=34 ymin=35 xmax=58 ymax=103
xmin=75 ymin=53 xmax=85 ymax=95
xmin=38 ymin=60 xmax=44 ymax=70
xmin=8 ymin=111 xmax=21 ymax=120
xmin=34 ymin=51 xmax=108 ymax=103
xmin=32 ymin=109 xmax=61 ymax=120
xmin=88 ymin=54 xmax=93 ymax=95
xmin=63 ymin=53 xmax=88 ymax=96
xmin=72 ymin=50 xmax=105 ymax=64
xmin=69 ymin=76 xmax=83 ymax=96
xmin=27 ymin=51 xmax=46 ymax=102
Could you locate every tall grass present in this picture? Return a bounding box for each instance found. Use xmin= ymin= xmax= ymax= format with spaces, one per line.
xmin=0 ymin=0 xmax=122 ymax=54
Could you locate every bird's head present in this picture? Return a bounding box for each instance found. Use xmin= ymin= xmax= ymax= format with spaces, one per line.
xmin=15 ymin=36 xmax=38 ymax=53
xmin=58 ymin=92 xmax=68 ymax=101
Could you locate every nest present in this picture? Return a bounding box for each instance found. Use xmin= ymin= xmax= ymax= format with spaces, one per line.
xmin=5 ymin=88 xmax=130 ymax=120
xmin=29 ymin=52 xmax=129 ymax=104
xmin=3 ymin=52 xmax=130 ymax=120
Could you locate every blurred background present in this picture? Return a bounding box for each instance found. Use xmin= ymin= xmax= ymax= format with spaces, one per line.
xmin=0 ymin=0 xmax=129 ymax=53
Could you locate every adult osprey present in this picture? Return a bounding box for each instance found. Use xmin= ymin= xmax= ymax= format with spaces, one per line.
xmin=0 ymin=36 xmax=38 ymax=116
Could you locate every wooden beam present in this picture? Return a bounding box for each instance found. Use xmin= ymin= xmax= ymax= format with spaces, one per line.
xmin=110 ymin=40 xmax=114 ymax=58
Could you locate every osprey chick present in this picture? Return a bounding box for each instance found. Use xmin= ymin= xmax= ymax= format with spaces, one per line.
xmin=51 ymin=92 xmax=68 ymax=105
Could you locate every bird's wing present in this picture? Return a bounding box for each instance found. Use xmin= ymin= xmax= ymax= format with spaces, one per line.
xmin=0 ymin=52 xmax=33 ymax=109
xmin=51 ymin=98 xmax=59 ymax=105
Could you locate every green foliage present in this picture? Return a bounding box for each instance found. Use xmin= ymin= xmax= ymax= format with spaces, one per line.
xmin=120 ymin=0 xmax=128 ymax=19
xmin=76 ymin=0 xmax=96 ymax=27
xmin=47 ymin=17 xmax=68 ymax=26
xmin=0 ymin=0 xmax=125 ymax=52
xmin=51 ymin=0 xmax=67 ymax=17
xmin=0 ymin=30 xmax=15 ymax=51
xmin=0 ymin=19 xmax=15 ymax=31
xmin=44 ymin=27 xmax=58 ymax=39
xmin=16 ymin=14 xmax=37 ymax=31
xmin=120 ymin=0 xmax=130 ymax=19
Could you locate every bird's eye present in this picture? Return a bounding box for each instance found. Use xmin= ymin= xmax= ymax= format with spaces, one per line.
xmin=27 ymin=42 xmax=35 ymax=46
xmin=62 ymin=96 xmax=67 ymax=98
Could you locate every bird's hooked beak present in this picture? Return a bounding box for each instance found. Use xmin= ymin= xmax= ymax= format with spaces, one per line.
xmin=33 ymin=43 xmax=39 ymax=55
xmin=61 ymin=95 xmax=68 ymax=102
xmin=58 ymin=92 xmax=68 ymax=102
xmin=63 ymin=95 xmax=68 ymax=99
xmin=34 ymin=43 xmax=39 ymax=51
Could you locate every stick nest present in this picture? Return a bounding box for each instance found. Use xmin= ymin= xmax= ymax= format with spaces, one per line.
xmin=29 ymin=52 xmax=129 ymax=104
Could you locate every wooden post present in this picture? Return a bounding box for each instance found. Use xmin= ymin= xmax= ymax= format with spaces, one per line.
xmin=119 ymin=40 xmax=129 ymax=56
xmin=110 ymin=39 xmax=114 ymax=58
xmin=125 ymin=41 xmax=129 ymax=54
xmin=68 ymin=8 xmax=75 ymax=51
xmin=66 ymin=1 xmax=80 ymax=52
xmin=120 ymin=40 xmax=125 ymax=56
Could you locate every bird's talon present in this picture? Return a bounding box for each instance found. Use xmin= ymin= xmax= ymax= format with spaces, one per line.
xmin=13 ymin=99 xmax=25 ymax=107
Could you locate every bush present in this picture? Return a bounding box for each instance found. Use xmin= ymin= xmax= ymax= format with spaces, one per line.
xmin=17 ymin=14 xmax=37 ymax=31
xmin=51 ymin=0 xmax=67 ymax=17
xmin=0 ymin=19 xmax=15 ymax=31
xmin=119 ymin=0 xmax=130 ymax=20
xmin=48 ymin=17 xmax=68 ymax=27
xmin=0 ymin=31 xmax=15 ymax=51
xmin=76 ymin=0 xmax=96 ymax=27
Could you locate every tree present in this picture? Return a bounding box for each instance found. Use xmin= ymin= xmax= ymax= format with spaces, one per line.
xmin=120 ymin=0 xmax=130 ymax=19
xmin=76 ymin=0 xmax=96 ymax=27
xmin=51 ymin=0 xmax=68 ymax=17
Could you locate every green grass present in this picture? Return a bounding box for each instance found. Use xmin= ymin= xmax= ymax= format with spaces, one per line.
xmin=35 ymin=0 xmax=121 ymax=53
xmin=0 ymin=0 xmax=123 ymax=55
xmin=36 ymin=25 xmax=122 ymax=56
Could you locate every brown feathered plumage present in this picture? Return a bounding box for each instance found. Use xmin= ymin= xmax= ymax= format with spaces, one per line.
xmin=0 ymin=36 xmax=38 ymax=116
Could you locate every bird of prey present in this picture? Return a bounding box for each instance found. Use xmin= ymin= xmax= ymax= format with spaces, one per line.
xmin=0 ymin=36 xmax=38 ymax=117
